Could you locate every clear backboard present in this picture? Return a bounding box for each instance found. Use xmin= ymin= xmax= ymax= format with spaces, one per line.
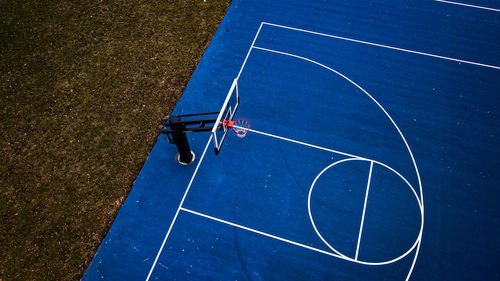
xmin=212 ymin=79 xmax=239 ymax=154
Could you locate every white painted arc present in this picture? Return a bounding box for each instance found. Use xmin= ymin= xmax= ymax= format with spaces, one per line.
xmin=249 ymin=43 xmax=423 ymax=280
xmin=251 ymin=45 xmax=424 ymax=207
xmin=307 ymin=158 xmax=422 ymax=265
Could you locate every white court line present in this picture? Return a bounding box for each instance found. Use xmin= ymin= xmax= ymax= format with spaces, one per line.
xmin=145 ymin=136 xmax=213 ymax=281
xmin=181 ymin=206 xmax=421 ymax=266
xmin=355 ymin=161 xmax=373 ymax=261
xmin=145 ymin=22 xmax=426 ymax=278
xmin=435 ymin=0 xmax=500 ymax=12
xmin=146 ymin=23 xmax=265 ymax=280
xmin=251 ymin=45 xmax=424 ymax=204
xmin=248 ymin=128 xmax=371 ymax=161
xmin=180 ymin=207 xmax=346 ymax=259
xmin=237 ymin=22 xmax=264 ymax=80
xmin=306 ymin=158 xmax=422 ymax=266
xmin=261 ymin=22 xmax=500 ymax=70
xmin=247 ymin=43 xmax=424 ymax=279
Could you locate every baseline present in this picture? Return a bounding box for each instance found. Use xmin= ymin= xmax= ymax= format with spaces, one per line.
xmin=237 ymin=22 xmax=264 ymax=80
xmin=145 ymin=23 xmax=266 ymax=280
xmin=145 ymin=136 xmax=213 ymax=281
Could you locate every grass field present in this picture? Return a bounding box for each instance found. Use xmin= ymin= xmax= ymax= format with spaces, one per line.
xmin=0 ymin=0 xmax=230 ymax=279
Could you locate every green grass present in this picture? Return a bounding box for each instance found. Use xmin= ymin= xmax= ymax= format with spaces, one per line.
xmin=0 ymin=0 xmax=230 ymax=279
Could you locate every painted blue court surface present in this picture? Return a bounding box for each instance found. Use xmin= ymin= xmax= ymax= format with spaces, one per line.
xmin=83 ymin=1 xmax=499 ymax=280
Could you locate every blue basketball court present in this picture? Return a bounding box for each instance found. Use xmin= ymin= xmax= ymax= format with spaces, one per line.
xmin=83 ymin=1 xmax=500 ymax=280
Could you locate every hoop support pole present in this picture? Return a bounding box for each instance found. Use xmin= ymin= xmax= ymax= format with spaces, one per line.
xmin=168 ymin=116 xmax=194 ymax=164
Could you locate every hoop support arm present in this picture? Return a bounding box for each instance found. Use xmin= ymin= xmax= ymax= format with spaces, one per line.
xmin=161 ymin=112 xmax=219 ymax=164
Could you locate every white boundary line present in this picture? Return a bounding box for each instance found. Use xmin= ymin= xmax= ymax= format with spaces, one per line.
xmin=180 ymin=207 xmax=348 ymax=259
xmin=355 ymin=161 xmax=373 ymax=261
xmin=237 ymin=22 xmax=264 ymax=80
xmin=145 ymin=136 xmax=213 ymax=281
xmin=146 ymin=22 xmax=428 ymax=279
xmin=434 ymin=0 xmax=500 ymax=12
xmin=146 ymin=23 xmax=265 ymax=280
xmin=261 ymin=22 xmax=500 ymax=70
xmin=248 ymin=128 xmax=371 ymax=161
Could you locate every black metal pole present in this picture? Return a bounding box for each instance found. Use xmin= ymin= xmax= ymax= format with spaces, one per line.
xmin=168 ymin=116 xmax=193 ymax=164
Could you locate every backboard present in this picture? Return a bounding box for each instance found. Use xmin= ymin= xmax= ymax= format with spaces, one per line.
xmin=212 ymin=79 xmax=239 ymax=154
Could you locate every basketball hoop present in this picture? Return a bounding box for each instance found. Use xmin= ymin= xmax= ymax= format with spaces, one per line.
xmin=228 ymin=119 xmax=250 ymax=138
